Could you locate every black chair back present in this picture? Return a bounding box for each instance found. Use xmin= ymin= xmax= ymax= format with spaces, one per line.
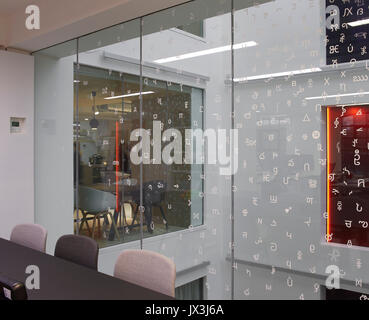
xmin=129 ymin=180 xmax=167 ymax=205
xmin=54 ymin=235 xmax=99 ymax=270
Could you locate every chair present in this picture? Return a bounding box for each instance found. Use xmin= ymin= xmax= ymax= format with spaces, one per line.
xmin=54 ymin=235 xmax=99 ymax=270
xmin=10 ymin=224 xmax=47 ymax=253
xmin=114 ymin=249 xmax=176 ymax=297
xmin=77 ymin=186 xmax=120 ymax=240
xmin=129 ymin=181 xmax=168 ymax=233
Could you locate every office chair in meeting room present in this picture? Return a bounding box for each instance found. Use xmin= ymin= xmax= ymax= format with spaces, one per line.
xmin=54 ymin=235 xmax=99 ymax=270
xmin=129 ymin=181 xmax=168 ymax=234
xmin=77 ymin=186 xmax=120 ymax=241
xmin=114 ymin=249 xmax=176 ymax=297
xmin=10 ymin=224 xmax=48 ymax=253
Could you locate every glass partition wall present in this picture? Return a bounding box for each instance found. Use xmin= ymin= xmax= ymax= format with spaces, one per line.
xmin=71 ymin=13 xmax=208 ymax=247
xmin=34 ymin=0 xmax=369 ymax=300
xmin=74 ymin=63 xmax=204 ymax=246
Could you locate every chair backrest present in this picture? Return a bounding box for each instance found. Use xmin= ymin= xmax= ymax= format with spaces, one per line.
xmin=78 ymin=186 xmax=116 ymax=213
xmin=129 ymin=181 xmax=167 ymax=205
xmin=10 ymin=224 xmax=47 ymax=253
xmin=114 ymin=249 xmax=176 ymax=297
xmin=54 ymin=235 xmax=99 ymax=270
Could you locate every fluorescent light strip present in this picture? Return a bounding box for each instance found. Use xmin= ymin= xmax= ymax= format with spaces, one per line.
xmin=305 ymin=91 xmax=369 ymax=101
xmin=104 ymin=91 xmax=155 ymax=100
xmin=348 ymin=18 xmax=369 ymax=27
xmin=154 ymin=41 xmax=258 ymax=64
xmin=234 ymin=67 xmax=322 ymax=82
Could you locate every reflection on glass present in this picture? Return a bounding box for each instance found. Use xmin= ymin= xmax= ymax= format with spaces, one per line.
xmin=176 ymin=21 xmax=204 ymax=38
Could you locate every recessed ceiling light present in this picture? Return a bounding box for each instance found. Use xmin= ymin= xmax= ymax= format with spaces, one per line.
xmin=234 ymin=68 xmax=322 ymax=82
xmin=305 ymin=91 xmax=369 ymax=100
xmin=154 ymin=41 xmax=258 ymax=64
xmin=104 ymin=91 xmax=155 ymax=100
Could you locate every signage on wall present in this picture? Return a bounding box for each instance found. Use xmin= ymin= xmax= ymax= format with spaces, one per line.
xmin=326 ymin=0 xmax=369 ymax=65
xmin=326 ymin=106 xmax=369 ymax=247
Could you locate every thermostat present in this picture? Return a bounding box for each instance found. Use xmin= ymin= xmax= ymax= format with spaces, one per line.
xmin=10 ymin=117 xmax=25 ymax=134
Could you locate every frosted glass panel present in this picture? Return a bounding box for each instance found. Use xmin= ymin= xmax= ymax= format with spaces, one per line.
xmin=233 ymin=0 xmax=369 ymax=299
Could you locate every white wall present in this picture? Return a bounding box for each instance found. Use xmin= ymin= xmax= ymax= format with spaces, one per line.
xmin=34 ymin=53 xmax=75 ymax=253
xmin=0 ymin=50 xmax=34 ymax=239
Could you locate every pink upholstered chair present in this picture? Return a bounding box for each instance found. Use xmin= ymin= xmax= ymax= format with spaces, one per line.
xmin=10 ymin=224 xmax=48 ymax=253
xmin=114 ymin=249 xmax=176 ymax=298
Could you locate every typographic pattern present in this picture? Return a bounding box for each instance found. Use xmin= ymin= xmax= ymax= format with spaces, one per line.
xmin=326 ymin=0 xmax=369 ymax=65
xmin=327 ymin=106 xmax=369 ymax=247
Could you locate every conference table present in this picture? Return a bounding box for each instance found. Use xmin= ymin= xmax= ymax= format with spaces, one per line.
xmin=0 ymin=238 xmax=172 ymax=300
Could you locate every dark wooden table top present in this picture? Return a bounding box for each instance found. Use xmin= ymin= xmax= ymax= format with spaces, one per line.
xmin=0 ymin=238 xmax=172 ymax=300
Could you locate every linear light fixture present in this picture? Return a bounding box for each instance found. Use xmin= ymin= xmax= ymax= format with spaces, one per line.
xmin=305 ymin=91 xmax=369 ymax=101
xmin=154 ymin=41 xmax=258 ymax=64
xmin=233 ymin=67 xmax=322 ymax=82
xmin=104 ymin=91 xmax=155 ymax=100
xmin=348 ymin=18 xmax=369 ymax=27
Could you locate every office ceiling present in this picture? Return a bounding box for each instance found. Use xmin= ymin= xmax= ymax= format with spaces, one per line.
xmin=0 ymin=0 xmax=190 ymax=52
xmin=0 ymin=0 xmax=34 ymax=17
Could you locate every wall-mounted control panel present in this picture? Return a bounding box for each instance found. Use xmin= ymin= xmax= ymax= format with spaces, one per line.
xmin=10 ymin=117 xmax=26 ymax=134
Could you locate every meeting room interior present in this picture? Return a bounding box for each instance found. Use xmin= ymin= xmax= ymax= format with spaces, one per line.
xmin=1 ymin=0 xmax=369 ymax=302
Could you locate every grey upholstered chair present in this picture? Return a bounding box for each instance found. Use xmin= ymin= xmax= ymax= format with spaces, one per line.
xmin=54 ymin=235 xmax=99 ymax=270
xmin=10 ymin=224 xmax=47 ymax=253
xmin=114 ymin=249 xmax=176 ymax=297
xmin=78 ymin=186 xmax=120 ymax=241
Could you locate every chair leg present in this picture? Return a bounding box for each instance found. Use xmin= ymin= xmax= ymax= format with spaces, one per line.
xmin=91 ymin=215 xmax=97 ymax=240
xmin=108 ymin=212 xmax=120 ymax=240
xmin=97 ymin=216 xmax=101 ymax=239
xmin=158 ymin=205 xmax=169 ymax=230
xmin=130 ymin=204 xmax=139 ymax=228
xmin=85 ymin=212 xmax=92 ymax=235
xmin=144 ymin=205 xmax=154 ymax=234
xmin=79 ymin=213 xmax=86 ymax=234
xmin=79 ymin=212 xmax=92 ymax=236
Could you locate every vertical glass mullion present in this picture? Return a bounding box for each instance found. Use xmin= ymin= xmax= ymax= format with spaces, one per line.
xmin=139 ymin=17 xmax=144 ymax=250
xmin=230 ymin=0 xmax=235 ymax=300
xmin=75 ymin=38 xmax=80 ymax=235
xmin=121 ymin=75 xmax=125 ymax=241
